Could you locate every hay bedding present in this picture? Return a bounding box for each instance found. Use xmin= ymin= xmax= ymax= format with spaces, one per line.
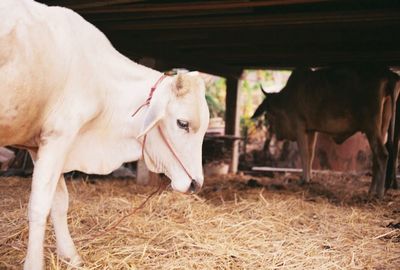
xmin=0 ymin=173 xmax=399 ymax=269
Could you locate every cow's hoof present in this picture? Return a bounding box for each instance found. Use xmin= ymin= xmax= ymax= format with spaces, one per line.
xmin=23 ymin=259 xmax=44 ymax=270
xmin=376 ymin=190 xmax=385 ymax=200
xmin=367 ymin=190 xmax=383 ymax=201
xmin=69 ymin=254 xmax=83 ymax=267
xmin=59 ymin=253 xmax=83 ymax=268
xmin=367 ymin=186 xmax=376 ymax=198
xmin=298 ymin=179 xmax=310 ymax=186
xmin=367 ymin=190 xmax=375 ymax=200
xmin=393 ymin=181 xmax=398 ymax=190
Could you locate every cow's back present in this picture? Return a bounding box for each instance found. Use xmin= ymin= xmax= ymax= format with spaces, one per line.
xmin=288 ymin=67 xmax=393 ymax=135
xmin=0 ymin=1 xmax=109 ymax=146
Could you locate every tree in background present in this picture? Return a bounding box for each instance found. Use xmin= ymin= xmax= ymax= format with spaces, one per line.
xmin=239 ymin=70 xmax=291 ymax=136
xmin=202 ymin=70 xmax=291 ymax=167
xmin=203 ymin=75 xmax=226 ymax=118
xmin=202 ymin=70 xmax=291 ymax=133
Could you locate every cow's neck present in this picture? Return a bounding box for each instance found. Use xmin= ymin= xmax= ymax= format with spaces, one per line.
xmin=104 ymin=59 xmax=168 ymax=135
xmin=127 ymin=61 xmax=164 ymax=105
xmin=62 ymin=61 xmax=169 ymax=174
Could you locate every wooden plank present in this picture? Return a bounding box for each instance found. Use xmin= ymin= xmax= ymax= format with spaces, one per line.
xmin=44 ymin=0 xmax=145 ymax=10
xmin=252 ymin=166 xmax=303 ymax=173
xmin=102 ymin=24 xmax=399 ymax=55
xmin=38 ymin=0 xmax=400 ymax=70
xmin=92 ymin=9 xmax=400 ymax=30
xmin=116 ymin=45 xmax=242 ymax=78
xmin=75 ymin=0 xmax=334 ymax=14
xmin=100 ymin=21 xmax=400 ymax=67
xmin=225 ymin=77 xmax=241 ymax=173
xmin=123 ymin=47 xmax=400 ymax=72
xmin=205 ymin=135 xmax=243 ymax=140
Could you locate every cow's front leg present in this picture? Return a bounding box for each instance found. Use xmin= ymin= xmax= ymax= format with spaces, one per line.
xmin=24 ymin=134 xmax=75 ymax=270
xmin=297 ymin=130 xmax=311 ymax=184
xmin=51 ymin=175 xmax=82 ymax=266
xmin=367 ymin=133 xmax=388 ymax=199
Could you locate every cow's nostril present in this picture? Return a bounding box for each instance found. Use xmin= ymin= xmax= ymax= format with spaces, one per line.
xmin=189 ymin=179 xmax=200 ymax=193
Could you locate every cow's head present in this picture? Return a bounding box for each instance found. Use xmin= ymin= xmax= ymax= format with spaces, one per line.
xmin=252 ymin=86 xmax=292 ymax=140
xmin=138 ymin=73 xmax=209 ymax=193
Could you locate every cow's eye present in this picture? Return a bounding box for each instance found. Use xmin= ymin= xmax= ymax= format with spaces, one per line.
xmin=177 ymin=119 xmax=189 ymax=131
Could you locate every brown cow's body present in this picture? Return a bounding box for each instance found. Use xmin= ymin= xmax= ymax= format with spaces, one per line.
xmin=253 ymin=67 xmax=400 ymax=198
xmin=386 ymin=96 xmax=400 ymax=189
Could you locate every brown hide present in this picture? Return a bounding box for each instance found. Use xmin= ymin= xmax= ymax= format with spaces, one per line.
xmin=386 ymin=95 xmax=400 ymax=189
xmin=253 ymin=67 xmax=400 ymax=198
xmin=260 ymin=132 xmax=371 ymax=172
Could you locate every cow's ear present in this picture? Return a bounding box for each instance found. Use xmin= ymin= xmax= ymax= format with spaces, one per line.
xmin=137 ymin=92 xmax=169 ymax=139
xmin=251 ymin=98 xmax=268 ymax=119
xmin=173 ymin=74 xmax=190 ymax=97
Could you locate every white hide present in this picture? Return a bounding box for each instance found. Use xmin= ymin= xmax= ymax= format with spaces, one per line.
xmin=0 ymin=1 xmax=209 ymax=269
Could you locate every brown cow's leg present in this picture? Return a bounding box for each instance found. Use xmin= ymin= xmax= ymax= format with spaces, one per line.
xmin=297 ymin=130 xmax=310 ymax=184
xmin=393 ymin=97 xmax=400 ymax=189
xmin=385 ymin=116 xmax=399 ymax=190
xmin=376 ymin=94 xmax=393 ymax=196
xmin=385 ymin=139 xmax=398 ymax=190
xmin=307 ymin=131 xmax=317 ymax=181
xmin=367 ymin=134 xmax=388 ymax=199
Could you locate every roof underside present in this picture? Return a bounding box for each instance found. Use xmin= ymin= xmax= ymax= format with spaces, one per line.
xmin=40 ymin=0 xmax=400 ymax=78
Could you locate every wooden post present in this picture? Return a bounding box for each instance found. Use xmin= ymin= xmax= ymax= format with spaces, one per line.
xmin=225 ymin=77 xmax=241 ymax=173
xmin=136 ymin=159 xmax=150 ymax=185
xmin=136 ymin=57 xmax=163 ymax=185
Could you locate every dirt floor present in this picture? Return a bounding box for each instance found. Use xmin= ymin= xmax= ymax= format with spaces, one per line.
xmin=0 ymin=172 xmax=399 ymax=269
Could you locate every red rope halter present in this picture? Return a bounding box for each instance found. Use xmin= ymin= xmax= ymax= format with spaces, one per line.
xmin=78 ymin=73 xmax=184 ymax=242
xmin=132 ymin=72 xmax=194 ymax=181
xmin=131 ymin=74 xmax=167 ymax=118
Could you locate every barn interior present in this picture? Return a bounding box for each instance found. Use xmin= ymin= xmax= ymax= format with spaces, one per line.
xmin=42 ymin=0 xmax=400 ymax=71
xmin=1 ymin=1 xmax=400 ymax=269
xmin=7 ymin=0 xmax=391 ymax=176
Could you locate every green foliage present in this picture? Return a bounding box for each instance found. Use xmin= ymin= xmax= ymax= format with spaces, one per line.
xmin=203 ymin=70 xmax=291 ymax=135
xmin=205 ymin=77 xmax=226 ymax=118
xmin=239 ymin=70 xmax=291 ymax=135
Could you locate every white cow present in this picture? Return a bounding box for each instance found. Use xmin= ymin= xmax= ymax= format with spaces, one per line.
xmin=0 ymin=0 xmax=210 ymax=269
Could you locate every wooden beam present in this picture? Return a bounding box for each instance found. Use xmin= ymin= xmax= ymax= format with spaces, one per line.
xmin=224 ymin=77 xmax=241 ymax=173
xmin=218 ymin=50 xmax=400 ymax=67
xmin=119 ymin=43 xmax=400 ymax=70
xmin=92 ymin=9 xmax=400 ymax=30
xmin=39 ymin=0 xmax=400 ymax=69
xmin=44 ymin=0 xmax=145 ymax=10
xmin=97 ymin=22 xmax=399 ymax=53
xmin=75 ymin=0 xmax=334 ymax=14
xmin=114 ymin=44 xmax=242 ymax=78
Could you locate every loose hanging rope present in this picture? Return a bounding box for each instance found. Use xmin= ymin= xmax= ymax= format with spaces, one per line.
xmin=78 ymin=180 xmax=167 ymax=243
xmin=81 ymin=71 xmax=194 ymax=241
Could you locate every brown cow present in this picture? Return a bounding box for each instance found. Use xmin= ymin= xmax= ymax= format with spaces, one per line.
xmin=386 ymin=96 xmax=400 ymax=190
xmin=252 ymin=67 xmax=400 ymax=198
